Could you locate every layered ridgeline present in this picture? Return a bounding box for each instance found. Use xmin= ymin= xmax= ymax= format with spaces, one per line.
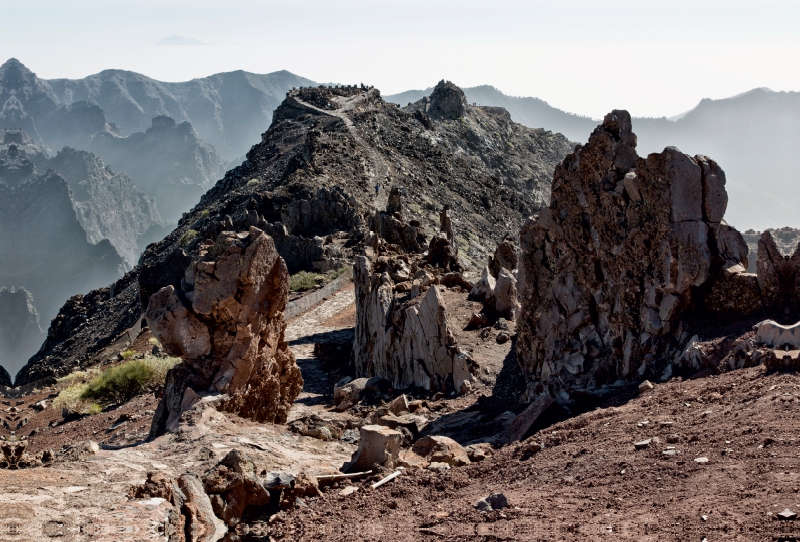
xmin=0 ymin=129 xmax=161 ymax=268
xmin=0 ymin=141 xmax=124 ymax=378
xmin=386 ymin=86 xmax=800 ymax=230
xmin=0 ymin=58 xmax=314 ymax=220
xmin=15 ymin=80 xmax=573 ymax=386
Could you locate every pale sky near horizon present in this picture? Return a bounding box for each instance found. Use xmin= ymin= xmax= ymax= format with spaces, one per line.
xmin=3 ymin=0 xmax=800 ymax=120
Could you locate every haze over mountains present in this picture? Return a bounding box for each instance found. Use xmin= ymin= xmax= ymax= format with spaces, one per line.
xmin=386 ymin=86 xmax=800 ymax=231
xmin=2 ymin=54 xmax=800 ymax=380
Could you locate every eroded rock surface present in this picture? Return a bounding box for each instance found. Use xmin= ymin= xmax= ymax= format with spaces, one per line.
xmin=147 ymin=227 xmax=302 ymax=436
xmin=517 ymin=110 xmax=754 ymax=402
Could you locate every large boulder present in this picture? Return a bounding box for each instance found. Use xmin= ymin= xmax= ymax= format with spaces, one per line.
xmin=147 ymin=227 xmax=302 ymax=436
xmin=516 ymin=110 xmax=755 ymax=402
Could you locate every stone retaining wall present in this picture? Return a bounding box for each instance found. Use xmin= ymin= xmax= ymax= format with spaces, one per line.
xmin=285 ymin=267 xmax=353 ymax=320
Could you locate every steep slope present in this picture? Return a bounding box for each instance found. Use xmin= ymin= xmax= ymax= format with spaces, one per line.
xmin=44 ymin=67 xmax=315 ymax=159
xmin=0 ymin=144 xmax=124 ymax=378
xmin=88 ymin=116 xmax=222 ymax=221
xmin=387 ymin=85 xmax=597 ymax=143
xmin=390 ymin=83 xmax=800 ymax=230
xmin=0 ymin=59 xmax=225 ymax=219
xmin=43 ymin=147 xmax=162 ymax=266
xmin=0 ymin=130 xmax=162 ymax=268
xmin=15 ymin=81 xmax=573 ymax=386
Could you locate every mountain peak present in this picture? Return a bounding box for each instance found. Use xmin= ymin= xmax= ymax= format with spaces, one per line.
xmin=428 ymin=80 xmax=468 ymax=119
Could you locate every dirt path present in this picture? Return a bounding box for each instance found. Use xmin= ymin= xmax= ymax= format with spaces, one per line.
xmin=286 ymin=285 xmax=355 ymax=421
xmin=273 ymin=366 xmax=800 ymax=541
xmin=294 ymin=91 xmax=392 ymax=210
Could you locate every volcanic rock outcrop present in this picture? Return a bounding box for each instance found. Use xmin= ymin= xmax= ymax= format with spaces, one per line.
xmin=516 ymin=110 xmax=761 ymax=403
xmin=353 ymin=255 xmax=475 ymax=393
xmin=146 ymin=227 xmax=302 ymax=436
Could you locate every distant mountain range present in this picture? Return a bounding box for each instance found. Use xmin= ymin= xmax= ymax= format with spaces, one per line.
xmin=386 ymin=86 xmax=800 ymax=231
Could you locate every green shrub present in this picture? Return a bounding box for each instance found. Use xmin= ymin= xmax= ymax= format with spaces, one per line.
xmin=247 ymin=179 xmax=259 ymax=187
xmin=52 ymin=382 xmax=101 ymax=415
xmin=120 ymin=349 xmax=137 ymax=360
xmin=289 ymin=267 xmax=350 ymax=293
xmin=200 ymin=209 xmax=210 ymax=217
xmin=179 ymin=229 xmax=198 ymax=247
xmin=80 ymin=356 xmax=181 ymax=406
xmin=289 ymin=271 xmax=325 ymax=292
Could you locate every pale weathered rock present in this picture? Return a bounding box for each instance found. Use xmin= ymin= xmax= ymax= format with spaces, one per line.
xmin=387 ymin=394 xmax=410 ymax=415
xmin=470 ymin=266 xmax=496 ymax=303
xmin=147 ymin=228 xmax=302 ymax=437
xmin=343 ymin=425 xmax=402 ymax=472
xmin=352 ymin=256 xmax=475 ymax=393
xmin=178 ymin=473 xmax=228 ymax=542
xmin=494 ymin=268 xmax=520 ymax=320
xmin=489 ymin=234 xmax=518 ymax=279
xmin=754 ymin=320 xmax=800 ymax=347
xmin=411 ymin=435 xmax=470 ymax=467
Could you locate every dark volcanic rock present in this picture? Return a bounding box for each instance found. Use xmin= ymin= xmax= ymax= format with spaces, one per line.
xmin=14 ymin=271 xmax=140 ymax=387
xmin=516 ymin=111 xmax=745 ymax=403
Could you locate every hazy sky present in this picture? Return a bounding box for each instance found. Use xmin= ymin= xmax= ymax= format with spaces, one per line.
xmin=3 ymin=0 xmax=800 ymax=119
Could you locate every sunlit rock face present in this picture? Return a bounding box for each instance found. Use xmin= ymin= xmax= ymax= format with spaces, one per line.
xmin=516 ymin=110 xmax=762 ymax=403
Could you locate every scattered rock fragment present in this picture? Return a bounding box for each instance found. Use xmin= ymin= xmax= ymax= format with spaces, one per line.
xmin=634 ymin=439 xmax=652 ymax=450
xmin=411 ymin=435 xmax=470 ymax=467
xmin=476 ymin=492 xmax=509 ymax=512
xmin=343 ymin=425 xmax=402 ymax=472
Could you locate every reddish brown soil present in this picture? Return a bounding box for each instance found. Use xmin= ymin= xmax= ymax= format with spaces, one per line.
xmin=322 ymin=300 xmax=356 ymax=328
xmin=274 ymin=366 xmax=800 ymax=541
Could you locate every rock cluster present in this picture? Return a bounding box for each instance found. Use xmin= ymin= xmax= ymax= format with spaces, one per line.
xmin=146 ymin=227 xmax=302 ymax=436
xmin=516 ymin=110 xmax=756 ymax=402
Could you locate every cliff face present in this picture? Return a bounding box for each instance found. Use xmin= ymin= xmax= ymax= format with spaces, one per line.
xmin=15 ymin=81 xmax=573 ymax=387
xmin=88 ymin=116 xmax=223 ymax=221
xmin=0 ymin=130 xmax=162 ymax=269
xmin=515 ymin=110 xmax=800 ymax=405
xmin=43 ymin=147 xmax=162 ymax=267
xmin=0 ymin=59 xmax=225 ymax=221
xmin=0 ymin=144 xmax=124 ymax=378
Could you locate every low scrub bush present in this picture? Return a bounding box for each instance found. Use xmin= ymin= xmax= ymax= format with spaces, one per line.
xmin=53 ymin=356 xmax=181 ymax=413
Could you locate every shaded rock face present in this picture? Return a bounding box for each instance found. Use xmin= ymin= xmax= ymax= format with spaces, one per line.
xmin=89 ymin=116 xmax=223 ymax=221
xmin=516 ymin=110 xmax=752 ymax=402
xmin=352 ymin=256 xmax=475 ymax=393
xmin=147 ymin=228 xmax=302 ymax=436
xmin=0 ymin=288 xmax=43 ymax=379
xmin=0 ymin=145 xmax=124 ymax=379
xmin=427 ymin=80 xmax=468 ymax=120
xmin=41 ymin=146 xmax=162 ymax=267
